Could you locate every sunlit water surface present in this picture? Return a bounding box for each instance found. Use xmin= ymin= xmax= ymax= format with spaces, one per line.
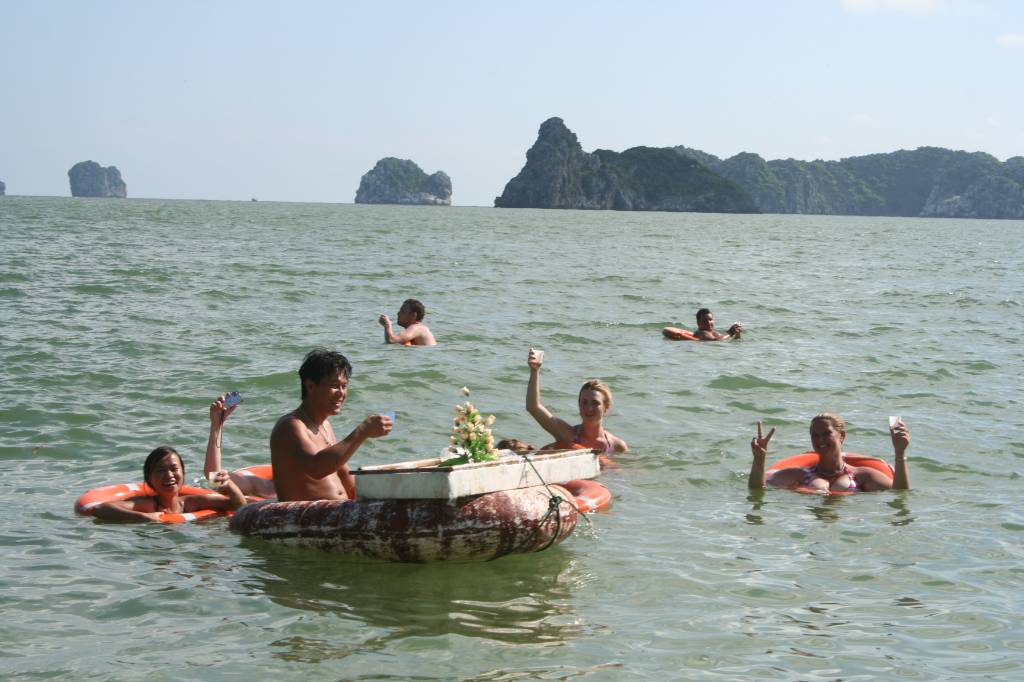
xmin=1 ymin=197 xmax=1022 ymax=680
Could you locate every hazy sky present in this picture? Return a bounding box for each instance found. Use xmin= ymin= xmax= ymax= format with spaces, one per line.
xmin=2 ymin=0 xmax=1022 ymax=205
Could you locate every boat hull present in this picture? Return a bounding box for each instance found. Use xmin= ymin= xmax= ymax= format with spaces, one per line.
xmin=229 ymin=484 xmax=578 ymax=562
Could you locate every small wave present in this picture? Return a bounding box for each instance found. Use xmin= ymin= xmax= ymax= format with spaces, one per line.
xmin=71 ymin=284 xmax=119 ymax=295
xmin=708 ymin=374 xmax=803 ymax=391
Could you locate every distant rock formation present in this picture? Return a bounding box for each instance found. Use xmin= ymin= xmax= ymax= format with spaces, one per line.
xmin=674 ymin=146 xmax=1024 ymax=219
xmin=494 ymin=118 xmax=758 ymax=213
xmin=68 ymin=161 xmax=127 ymax=198
xmin=355 ymin=158 xmax=451 ymax=205
xmin=0 ymin=180 xmax=5 ymax=196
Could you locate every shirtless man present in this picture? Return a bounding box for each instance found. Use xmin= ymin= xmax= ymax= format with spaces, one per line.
xmin=693 ymin=308 xmax=743 ymax=341
xmin=270 ymin=349 xmax=392 ymax=502
xmin=378 ymin=299 xmax=437 ymax=346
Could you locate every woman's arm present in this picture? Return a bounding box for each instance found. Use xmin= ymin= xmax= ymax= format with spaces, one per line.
xmin=91 ymin=500 xmax=162 ymax=523
xmin=185 ymin=472 xmax=249 ymax=511
xmin=525 ymin=348 xmax=574 ymax=441
xmin=204 ymin=394 xmax=239 ymax=477
xmin=890 ymin=420 xmax=911 ymax=490
xmin=748 ymin=420 xmax=775 ymax=489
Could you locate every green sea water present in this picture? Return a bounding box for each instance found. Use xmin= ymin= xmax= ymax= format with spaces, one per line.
xmin=1 ymin=197 xmax=1022 ymax=680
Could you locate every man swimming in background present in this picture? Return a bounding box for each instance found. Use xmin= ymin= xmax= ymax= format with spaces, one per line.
xmin=378 ymin=298 xmax=437 ymax=346
xmin=270 ymin=349 xmax=392 ymax=502
xmin=693 ymin=308 xmax=743 ymax=341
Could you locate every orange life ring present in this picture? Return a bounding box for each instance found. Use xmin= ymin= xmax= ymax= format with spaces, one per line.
xmin=75 ymin=464 xmax=273 ymax=524
xmin=560 ymin=479 xmax=612 ymax=512
xmin=542 ymin=441 xmax=619 ymax=470
xmin=662 ymin=326 xmax=699 ymax=341
xmin=766 ymin=451 xmax=894 ymax=494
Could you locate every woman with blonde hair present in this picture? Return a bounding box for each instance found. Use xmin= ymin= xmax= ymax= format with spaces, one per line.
xmin=525 ymin=348 xmax=628 ymax=454
xmin=748 ymin=413 xmax=911 ymax=492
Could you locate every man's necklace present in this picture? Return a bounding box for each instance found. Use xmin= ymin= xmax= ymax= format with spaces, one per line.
xmin=297 ymin=406 xmax=335 ymax=446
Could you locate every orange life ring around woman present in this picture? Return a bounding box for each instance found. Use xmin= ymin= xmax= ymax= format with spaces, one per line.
xmin=560 ymin=478 xmax=612 ymax=513
xmin=536 ymin=443 xmax=613 ymax=511
xmin=75 ymin=464 xmax=273 ymax=524
xmin=766 ymin=451 xmax=894 ymax=494
xmin=662 ymin=326 xmax=699 ymax=341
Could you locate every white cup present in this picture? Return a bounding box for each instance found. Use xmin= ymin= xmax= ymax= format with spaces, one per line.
xmin=888 ymin=415 xmax=901 ymax=429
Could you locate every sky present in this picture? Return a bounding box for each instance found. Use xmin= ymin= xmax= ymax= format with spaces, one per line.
xmin=1 ymin=0 xmax=1022 ymax=206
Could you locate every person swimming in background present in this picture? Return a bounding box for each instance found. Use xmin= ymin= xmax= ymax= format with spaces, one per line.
xmin=91 ymin=446 xmax=248 ymax=522
xmin=525 ymin=348 xmax=628 ymax=455
xmin=204 ymin=392 xmax=277 ymax=498
xmin=693 ymin=308 xmax=742 ymax=341
xmin=378 ymin=298 xmax=437 ymax=346
xmin=748 ymin=413 xmax=911 ymax=492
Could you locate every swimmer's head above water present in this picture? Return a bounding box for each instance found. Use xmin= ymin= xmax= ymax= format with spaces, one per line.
xmin=298 ymin=348 xmax=352 ymax=399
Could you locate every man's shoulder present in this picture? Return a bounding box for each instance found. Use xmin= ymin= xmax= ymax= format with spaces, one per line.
xmin=271 ymin=411 xmax=302 ymax=440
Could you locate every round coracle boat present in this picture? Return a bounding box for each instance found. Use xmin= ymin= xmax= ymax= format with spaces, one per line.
xmin=229 ymin=484 xmax=578 ymax=562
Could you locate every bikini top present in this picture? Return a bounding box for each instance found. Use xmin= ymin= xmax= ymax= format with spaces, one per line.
xmin=801 ymin=463 xmax=859 ymax=492
xmin=573 ymin=425 xmax=615 ymax=455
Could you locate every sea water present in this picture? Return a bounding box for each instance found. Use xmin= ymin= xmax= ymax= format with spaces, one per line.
xmin=1 ymin=197 xmax=1022 ymax=680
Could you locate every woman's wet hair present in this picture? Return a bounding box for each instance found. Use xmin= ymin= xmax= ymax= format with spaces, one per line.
xmin=811 ymin=413 xmax=847 ymax=432
xmin=143 ymin=446 xmax=184 ymax=485
xmin=298 ymin=348 xmax=352 ymax=398
xmin=578 ymin=379 xmax=613 ymax=412
xmin=496 ymin=438 xmax=534 ymax=454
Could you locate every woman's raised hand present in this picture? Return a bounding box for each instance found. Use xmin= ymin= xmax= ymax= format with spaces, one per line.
xmin=889 ymin=419 xmax=910 ymax=457
xmin=210 ymin=393 xmax=238 ymax=427
xmin=527 ymin=347 xmax=544 ymax=370
xmin=751 ymin=420 xmax=775 ymax=460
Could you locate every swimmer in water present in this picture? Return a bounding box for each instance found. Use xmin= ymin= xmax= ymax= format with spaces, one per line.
xmin=91 ymin=446 xmax=248 ymax=522
xmin=378 ymin=299 xmax=437 ymax=346
xmin=204 ymin=392 xmax=277 ymax=498
xmin=692 ymin=308 xmax=742 ymax=341
xmin=525 ymin=348 xmax=628 ymax=455
xmin=748 ymin=413 xmax=911 ymax=492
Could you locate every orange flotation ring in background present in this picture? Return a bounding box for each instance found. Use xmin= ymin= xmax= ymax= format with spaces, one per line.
xmin=662 ymin=327 xmax=699 ymax=341
xmin=75 ymin=464 xmax=273 ymax=524
xmin=766 ymin=452 xmax=895 ymax=494
xmin=536 ymin=443 xmax=614 ymax=511
xmin=560 ymin=478 xmax=612 ymax=513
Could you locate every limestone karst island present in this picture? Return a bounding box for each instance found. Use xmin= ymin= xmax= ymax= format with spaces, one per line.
xmin=355 ymin=158 xmax=451 ymax=206
xmin=68 ymin=161 xmax=127 ymax=198
xmin=495 ymin=117 xmax=1024 ymax=219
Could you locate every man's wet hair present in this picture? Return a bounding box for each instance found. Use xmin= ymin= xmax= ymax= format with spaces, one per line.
xmin=696 ymin=308 xmax=712 ymax=322
xmin=299 ymin=348 xmax=352 ymax=399
xmin=403 ymin=299 xmax=426 ymax=322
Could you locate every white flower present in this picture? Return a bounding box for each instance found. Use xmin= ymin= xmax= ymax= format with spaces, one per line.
xmin=461 ymin=386 xmax=470 ymax=396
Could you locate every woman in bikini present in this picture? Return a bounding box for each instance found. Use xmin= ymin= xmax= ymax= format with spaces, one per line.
xmin=91 ymin=446 xmax=248 ymax=522
xmin=525 ymin=348 xmax=628 ymax=455
xmin=748 ymin=413 xmax=911 ymax=492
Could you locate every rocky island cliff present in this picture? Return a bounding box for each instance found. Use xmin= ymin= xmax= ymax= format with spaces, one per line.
xmin=496 ymin=117 xmax=1024 ymax=219
xmin=675 ymin=146 xmax=1024 ymax=219
xmin=355 ymin=158 xmax=451 ymax=205
xmin=495 ymin=118 xmax=757 ymax=213
xmin=68 ymin=161 xmax=127 ymax=198
xmin=0 ymin=180 xmax=5 ymax=196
